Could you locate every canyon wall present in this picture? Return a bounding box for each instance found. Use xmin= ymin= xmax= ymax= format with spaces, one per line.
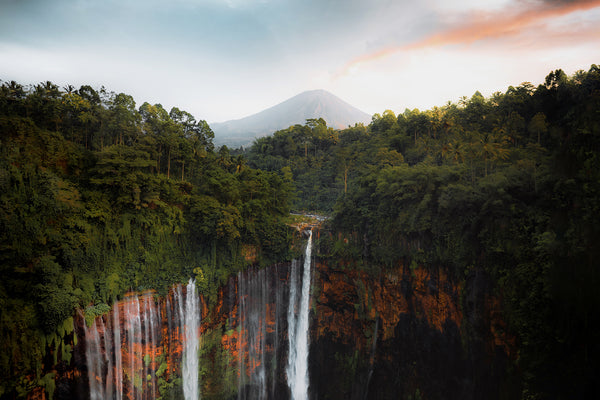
xmin=310 ymin=260 xmax=517 ymax=399
xmin=28 ymin=251 xmax=516 ymax=399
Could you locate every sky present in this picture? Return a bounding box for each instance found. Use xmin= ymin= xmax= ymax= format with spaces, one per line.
xmin=1 ymin=0 xmax=599 ymax=123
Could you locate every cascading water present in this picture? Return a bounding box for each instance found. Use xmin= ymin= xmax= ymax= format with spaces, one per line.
xmin=174 ymin=279 xmax=201 ymax=400
xmin=84 ymin=292 xmax=159 ymax=400
xmin=84 ymin=317 xmax=104 ymax=400
xmin=287 ymin=230 xmax=313 ymax=400
xmin=113 ymin=304 xmax=122 ymax=400
xmin=363 ymin=318 xmax=379 ymax=400
xmin=236 ymin=265 xmax=288 ymax=400
xmin=83 ymin=239 xmax=314 ymax=400
xmin=237 ymin=268 xmax=268 ymax=400
xmin=182 ymin=279 xmax=200 ymax=400
xmin=124 ymin=294 xmax=142 ymax=400
xmin=84 ymin=281 xmax=200 ymax=400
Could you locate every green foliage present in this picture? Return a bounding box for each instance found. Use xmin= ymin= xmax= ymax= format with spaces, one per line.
xmin=36 ymin=372 xmax=56 ymax=400
xmin=199 ymin=328 xmax=238 ymax=399
xmin=2 ymin=66 xmax=598 ymax=399
xmin=243 ymin=65 xmax=600 ymax=398
xmin=321 ymin=66 xmax=600 ymax=399
xmin=0 ymin=79 xmax=293 ymax=397
xmin=84 ymin=303 xmax=111 ymax=327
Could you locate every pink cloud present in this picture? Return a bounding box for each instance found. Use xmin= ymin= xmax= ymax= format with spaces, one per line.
xmin=337 ymin=0 xmax=600 ymax=77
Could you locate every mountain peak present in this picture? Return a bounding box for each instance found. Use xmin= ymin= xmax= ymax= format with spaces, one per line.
xmin=300 ymin=89 xmax=329 ymax=95
xmin=212 ymin=90 xmax=371 ymax=147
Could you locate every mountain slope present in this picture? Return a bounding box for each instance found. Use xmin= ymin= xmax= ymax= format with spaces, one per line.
xmin=211 ymin=90 xmax=372 ymax=147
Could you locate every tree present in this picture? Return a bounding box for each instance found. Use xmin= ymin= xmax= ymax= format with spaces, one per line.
xmin=504 ymin=111 xmax=525 ymax=147
xmin=26 ymin=81 xmax=63 ymax=131
xmin=477 ymin=131 xmax=510 ymax=176
xmin=335 ymin=145 xmax=356 ymax=194
xmin=528 ymin=112 xmax=548 ymax=145
xmin=0 ymin=80 xmax=26 ymax=116
xmin=403 ymin=109 xmax=428 ymax=145
xmin=440 ymin=140 xmax=465 ymax=164
xmin=140 ymin=102 xmax=172 ymax=175
xmin=370 ymin=109 xmax=397 ymax=135
xmin=106 ymin=93 xmax=140 ymax=147
xmin=544 ymin=69 xmax=567 ymax=90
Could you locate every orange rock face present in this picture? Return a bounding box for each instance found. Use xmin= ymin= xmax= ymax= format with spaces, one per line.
xmin=26 ymin=386 xmax=46 ymax=400
xmin=309 ymin=259 xmax=518 ymax=399
xmin=313 ymin=261 xmax=463 ymax=345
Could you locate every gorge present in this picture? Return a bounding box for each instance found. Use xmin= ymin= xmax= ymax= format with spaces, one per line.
xmin=41 ymin=228 xmax=514 ymax=400
xmin=2 ymin=67 xmax=599 ymax=400
xmin=78 ymin=229 xmax=316 ymax=400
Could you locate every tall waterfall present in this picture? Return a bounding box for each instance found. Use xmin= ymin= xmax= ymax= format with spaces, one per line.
xmin=84 ymin=281 xmax=200 ymax=400
xmin=237 ymin=268 xmax=268 ymax=400
xmin=287 ymin=230 xmax=313 ymax=400
xmin=83 ymin=240 xmax=315 ymax=400
xmin=236 ymin=264 xmax=287 ymax=400
xmin=84 ymin=291 xmax=161 ymax=400
xmin=174 ymin=279 xmax=201 ymax=400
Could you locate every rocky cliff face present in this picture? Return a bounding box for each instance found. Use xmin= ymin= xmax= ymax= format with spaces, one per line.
xmin=30 ymin=254 xmax=516 ymax=399
xmin=310 ymin=261 xmax=517 ymax=399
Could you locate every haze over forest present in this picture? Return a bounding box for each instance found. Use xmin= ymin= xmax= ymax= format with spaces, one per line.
xmin=1 ymin=0 xmax=599 ymax=122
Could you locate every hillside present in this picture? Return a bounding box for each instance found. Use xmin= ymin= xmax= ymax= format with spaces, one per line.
xmin=2 ymin=66 xmax=600 ymax=400
xmin=211 ymin=89 xmax=371 ymax=147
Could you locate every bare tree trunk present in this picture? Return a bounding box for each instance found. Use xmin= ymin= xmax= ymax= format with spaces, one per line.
xmin=344 ymin=165 xmax=348 ymax=194
xmin=157 ymin=145 xmax=161 ymax=175
xmin=167 ymin=147 xmax=171 ymax=179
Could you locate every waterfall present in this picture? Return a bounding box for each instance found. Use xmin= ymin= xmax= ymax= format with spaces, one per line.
xmin=124 ymin=294 xmax=142 ymax=400
xmin=142 ymin=291 xmax=160 ymax=400
xmin=237 ymin=266 xmax=286 ymax=400
xmin=182 ymin=279 xmax=200 ymax=400
xmin=84 ymin=281 xmax=200 ymax=400
xmin=363 ymin=318 xmax=379 ymax=400
xmin=84 ymin=317 xmax=104 ymax=400
xmin=83 ymin=252 xmax=318 ymax=400
xmin=113 ymin=304 xmax=122 ymax=400
xmin=287 ymin=230 xmax=313 ymax=400
xmin=174 ymin=279 xmax=201 ymax=400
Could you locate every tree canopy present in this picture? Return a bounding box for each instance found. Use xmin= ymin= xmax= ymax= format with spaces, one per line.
xmin=245 ymin=65 xmax=600 ymax=399
xmin=0 ymin=80 xmax=295 ymax=397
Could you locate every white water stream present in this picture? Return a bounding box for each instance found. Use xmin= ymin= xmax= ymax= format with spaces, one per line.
xmin=287 ymin=230 xmax=313 ymax=400
xmin=180 ymin=278 xmax=200 ymax=400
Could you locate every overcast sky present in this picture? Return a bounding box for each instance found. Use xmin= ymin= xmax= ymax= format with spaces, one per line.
xmin=1 ymin=0 xmax=599 ymax=123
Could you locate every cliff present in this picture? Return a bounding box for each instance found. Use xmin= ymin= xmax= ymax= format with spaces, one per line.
xmin=26 ymin=252 xmax=516 ymax=399
xmin=310 ymin=260 xmax=517 ymax=399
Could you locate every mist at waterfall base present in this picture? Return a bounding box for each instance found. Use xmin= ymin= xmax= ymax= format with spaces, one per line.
xmin=83 ymin=231 xmax=314 ymax=400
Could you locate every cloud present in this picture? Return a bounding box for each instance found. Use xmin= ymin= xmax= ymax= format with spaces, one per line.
xmin=336 ymin=0 xmax=600 ymax=77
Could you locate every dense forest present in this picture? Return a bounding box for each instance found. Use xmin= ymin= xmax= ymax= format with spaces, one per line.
xmin=0 ymin=81 xmax=295 ymax=397
xmin=246 ymin=66 xmax=600 ymax=398
xmin=1 ymin=64 xmax=599 ymax=399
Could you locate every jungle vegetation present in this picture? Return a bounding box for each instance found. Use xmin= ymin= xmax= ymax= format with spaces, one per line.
xmin=0 ymin=81 xmax=294 ymax=396
xmin=246 ymin=65 xmax=600 ymax=399
xmin=1 ymin=64 xmax=599 ymax=399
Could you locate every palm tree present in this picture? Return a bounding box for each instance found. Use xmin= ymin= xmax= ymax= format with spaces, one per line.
xmin=478 ymin=131 xmax=509 ymax=176
xmin=440 ymin=141 xmax=465 ymax=164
